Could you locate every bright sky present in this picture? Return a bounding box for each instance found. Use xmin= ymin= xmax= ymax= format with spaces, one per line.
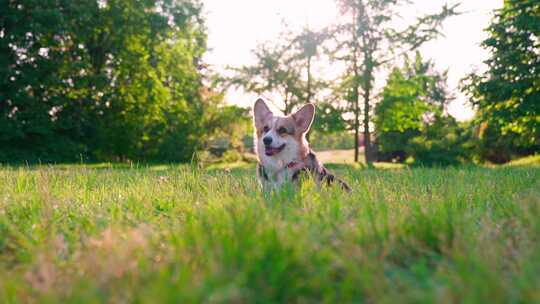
xmin=202 ymin=0 xmax=503 ymax=121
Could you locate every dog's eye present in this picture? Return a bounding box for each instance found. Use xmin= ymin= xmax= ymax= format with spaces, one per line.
xmin=263 ymin=126 xmax=270 ymax=133
xmin=278 ymin=127 xmax=287 ymax=134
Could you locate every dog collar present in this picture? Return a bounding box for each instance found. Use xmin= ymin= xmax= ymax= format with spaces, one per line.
xmin=287 ymin=161 xmax=304 ymax=170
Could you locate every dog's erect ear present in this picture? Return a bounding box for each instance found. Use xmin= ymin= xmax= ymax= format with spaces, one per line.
xmin=253 ymin=98 xmax=273 ymax=129
xmin=292 ymin=103 xmax=315 ymax=134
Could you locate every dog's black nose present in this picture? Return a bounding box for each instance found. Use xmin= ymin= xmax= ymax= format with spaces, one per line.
xmin=263 ymin=137 xmax=272 ymax=145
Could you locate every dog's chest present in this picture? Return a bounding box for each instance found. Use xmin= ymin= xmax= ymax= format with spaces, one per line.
xmin=257 ymin=163 xmax=298 ymax=191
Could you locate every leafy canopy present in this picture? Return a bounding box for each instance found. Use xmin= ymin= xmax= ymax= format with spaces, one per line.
xmin=0 ymin=0 xmax=210 ymax=162
xmin=463 ymin=0 xmax=540 ymax=148
xmin=375 ymin=52 xmax=466 ymax=165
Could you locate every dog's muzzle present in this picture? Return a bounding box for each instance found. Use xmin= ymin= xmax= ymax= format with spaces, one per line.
xmin=265 ymin=143 xmax=286 ymax=156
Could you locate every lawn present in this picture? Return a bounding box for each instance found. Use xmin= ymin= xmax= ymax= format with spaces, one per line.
xmin=241 ymin=149 xmax=404 ymax=170
xmin=0 ymin=163 xmax=539 ymax=303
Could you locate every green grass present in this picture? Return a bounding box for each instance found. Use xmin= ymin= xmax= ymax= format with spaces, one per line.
xmin=0 ymin=164 xmax=539 ymax=303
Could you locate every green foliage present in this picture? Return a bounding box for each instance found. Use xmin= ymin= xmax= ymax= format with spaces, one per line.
xmin=0 ymin=0 xmax=209 ymax=163
xmin=204 ymin=103 xmax=252 ymax=153
xmin=463 ymin=0 xmax=540 ymax=155
xmin=406 ymin=117 xmax=470 ymax=166
xmin=227 ymin=39 xmax=306 ymax=115
xmin=375 ymin=53 xmax=467 ymax=166
xmin=331 ymin=0 xmax=460 ymax=164
xmin=227 ymin=27 xmax=329 ymax=115
xmin=311 ymin=102 xmax=348 ymax=134
xmin=464 ymin=115 xmax=537 ymax=164
xmin=309 ymin=130 xmax=355 ymax=150
xmin=0 ymin=165 xmax=539 ymax=302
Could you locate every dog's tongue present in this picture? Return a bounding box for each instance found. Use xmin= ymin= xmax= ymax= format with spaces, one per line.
xmin=265 ymin=147 xmax=281 ymax=156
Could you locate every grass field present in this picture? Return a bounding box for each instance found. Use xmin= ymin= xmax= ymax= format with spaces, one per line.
xmin=1 ymin=162 xmax=539 ymax=303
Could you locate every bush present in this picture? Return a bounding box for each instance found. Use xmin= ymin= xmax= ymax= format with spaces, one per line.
xmin=466 ymin=118 xmax=539 ymax=164
xmin=406 ymin=117 xmax=469 ymax=166
xmin=309 ymin=131 xmax=354 ymax=150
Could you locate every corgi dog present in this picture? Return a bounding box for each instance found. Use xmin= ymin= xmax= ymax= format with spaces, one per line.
xmin=253 ymin=98 xmax=351 ymax=192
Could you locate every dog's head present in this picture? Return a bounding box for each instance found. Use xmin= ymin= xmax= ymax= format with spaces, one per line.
xmin=253 ymin=98 xmax=315 ymax=162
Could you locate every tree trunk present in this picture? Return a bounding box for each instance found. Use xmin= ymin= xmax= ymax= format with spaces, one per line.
xmin=358 ymin=0 xmax=373 ymax=167
xmin=361 ymin=51 xmax=374 ymax=167
xmin=363 ymin=86 xmax=372 ymax=166
xmin=354 ymin=87 xmax=360 ymax=163
xmin=283 ymin=90 xmax=291 ymax=115
xmin=305 ymin=55 xmax=313 ymax=141
xmin=306 ymin=55 xmax=312 ymax=104
xmin=352 ymin=5 xmax=360 ymax=163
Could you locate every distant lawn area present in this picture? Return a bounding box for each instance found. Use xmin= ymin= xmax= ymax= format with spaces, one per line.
xmin=0 ymin=161 xmax=539 ymax=302
xmin=239 ymin=149 xmax=403 ymax=170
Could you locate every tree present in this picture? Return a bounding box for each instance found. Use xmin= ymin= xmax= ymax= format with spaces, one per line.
xmin=0 ymin=1 xmax=83 ymax=161
xmin=292 ymin=27 xmax=328 ymax=105
xmin=375 ymin=52 xmax=466 ymax=166
xmin=463 ymin=0 xmax=540 ymax=156
xmin=406 ymin=116 xmax=469 ymax=166
xmin=331 ymin=0 xmax=459 ymax=165
xmin=228 ymin=26 xmax=330 ymax=116
xmin=228 ymin=39 xmax=305 ymax=115
xmin=0 ymin=0 xmax=209 ymax=162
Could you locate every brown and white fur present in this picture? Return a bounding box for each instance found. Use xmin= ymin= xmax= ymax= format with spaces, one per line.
xmin=253 ymin=98 xmax=351 ymax=192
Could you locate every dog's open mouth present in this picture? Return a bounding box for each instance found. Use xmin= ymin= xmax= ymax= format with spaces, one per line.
xmin=265 ymin=143 xmax=286 ymax=156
